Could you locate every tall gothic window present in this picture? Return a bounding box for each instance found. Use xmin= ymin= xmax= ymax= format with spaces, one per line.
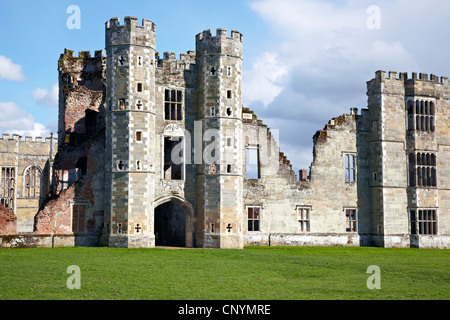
xmin=1 ymin=167 xmax=15 ymax=209
xmin=24 ymin=166 xmax=42 ymax=198
xmin=344 ymin=154 xmax=357 ymax=182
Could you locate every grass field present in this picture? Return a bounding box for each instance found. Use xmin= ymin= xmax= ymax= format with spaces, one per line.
xmin=0 ymin=246 xmax=448 ymax=300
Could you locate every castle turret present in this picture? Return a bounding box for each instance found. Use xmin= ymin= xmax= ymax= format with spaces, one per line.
xmin=104 ymin=17 xmax=157 ymax=248
xmin=195 ymin=29 xmax=245 ymax=248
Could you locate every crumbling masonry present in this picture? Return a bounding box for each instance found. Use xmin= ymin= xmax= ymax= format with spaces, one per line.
xmin=0 ymin=17 xmax=449 ymax=249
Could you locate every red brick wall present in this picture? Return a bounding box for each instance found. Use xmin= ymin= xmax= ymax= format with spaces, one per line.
xmin=34 ymin=184 xmax=75 ymax=234
xmin=0 ymin=203 xmax=17 ymax=235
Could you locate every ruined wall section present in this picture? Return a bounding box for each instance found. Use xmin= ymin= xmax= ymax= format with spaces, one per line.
xmin=36 ymin=50 xmax=107 ymax=240
xmin=0 ymin=134 xmax=56 ymax=233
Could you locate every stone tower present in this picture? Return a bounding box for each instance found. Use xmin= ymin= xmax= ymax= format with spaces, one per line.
xmin=104 ymin=17 xmax=157 ymax=248
xmin=195 ymin=29 xmax=245 ymax=248
xmin=366 ymin=71 xmax=450 ymax=247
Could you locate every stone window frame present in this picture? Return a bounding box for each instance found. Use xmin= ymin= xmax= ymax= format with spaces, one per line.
xmin=344 ymin=153 xmax=357 ymax=183
xmin=296 ymin=205 xmax=311 ymax=233
xmin=408 ymin=152 xmax=437 ymax=188
xmin=246 ymin=146 xmax=260 ymax=180
xmin=406 ymin=98 xmax=436 ymax=132
xmin=164 ymin=88 xmax=183 ymax=121
xmin=409 ymin=208 xmax=438 ymax=235
xmin=23 ymin=165 xmax=42 ymax=199
xmin=0 ymin=167 xmax=15 ymax=211
xmin=345 ymin=208 xmax=358 ymax=233
xmin=247 ymin=206 xmax=261 ymax=232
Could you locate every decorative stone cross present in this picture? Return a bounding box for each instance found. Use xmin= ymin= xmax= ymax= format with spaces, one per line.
xmin=135 ymin=224 xmax=142 ymax=234
xmin=226 ymin=224 xmax=232 ymax=233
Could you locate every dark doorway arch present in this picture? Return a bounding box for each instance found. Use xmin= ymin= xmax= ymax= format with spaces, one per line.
xmin=154 ymin=201 xmax=186 ymax=247
xmin=153 ymin=196 xmax=194 ymax=248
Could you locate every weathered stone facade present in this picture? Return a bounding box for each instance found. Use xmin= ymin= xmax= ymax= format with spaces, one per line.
xmin=1 ymin=17 xmax=449 ymax=249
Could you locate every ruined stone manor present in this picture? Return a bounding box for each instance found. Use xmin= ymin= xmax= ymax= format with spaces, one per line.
xmin=1 ymin=16 xmax=449 ymax=249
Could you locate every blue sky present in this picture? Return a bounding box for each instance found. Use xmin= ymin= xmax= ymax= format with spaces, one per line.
xmin=1 ymin=0 xmax=450 ymax=173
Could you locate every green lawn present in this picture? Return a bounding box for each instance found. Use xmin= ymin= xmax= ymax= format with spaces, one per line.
xmin=0 ymin=246 xmax=448 ymax=300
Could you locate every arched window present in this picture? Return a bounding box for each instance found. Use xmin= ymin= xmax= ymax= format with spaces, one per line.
xmin=24 ymin=166 xmax=42 ymax=198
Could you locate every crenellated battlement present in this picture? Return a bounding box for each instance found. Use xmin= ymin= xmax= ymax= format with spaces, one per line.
xmin=195 ymin=28 xmax=243 ymax=57
xmin=0 ymin=133 xmax=58 ymax=144
xmin=105 ymin=17 xmax=156 ymax=48
xmin=368 ymin=70 xmax=450 ymax=98
xmin=196 ymin=28 xmax=243 ymax=43
xmin=372 ymin=70 xmax=450 ymax=85
xmin=105 ymin=16 xmax=156 ymax=32
xmin=156 ymin=51 xmax=196 ymax=71
xmin=62 ymin=49 xmax=105 ymax=59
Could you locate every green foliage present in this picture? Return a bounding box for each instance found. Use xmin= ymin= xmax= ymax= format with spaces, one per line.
xmin=0 ymin=246 xmax=448 ymax=300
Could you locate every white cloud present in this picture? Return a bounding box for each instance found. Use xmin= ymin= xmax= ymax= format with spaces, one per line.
xmin=0 ymin=55 xmax=26 ymax=82
xmin=32 ymin=84 xmax=58 ymax=108
xmin=246 ymin=0 xmax=450 ymax=173
xmin=0 ymin=102 xmax=51 ymax=138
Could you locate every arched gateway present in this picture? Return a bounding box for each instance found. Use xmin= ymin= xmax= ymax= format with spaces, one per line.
xmin=153 ymin=196 xmax=194 ymax=248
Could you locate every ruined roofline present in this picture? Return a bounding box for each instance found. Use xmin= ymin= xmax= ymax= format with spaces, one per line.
xmin=105 ymin=16 xmax=156 ymax=32
xmin=1 ymin=133 xmax=57 ymax=143
xmin=62 ymin=49 xmax=105 ymax=59
xmin=371 ymin=70 xmax=449 ymax=85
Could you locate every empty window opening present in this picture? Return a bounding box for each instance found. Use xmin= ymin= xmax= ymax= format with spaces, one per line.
xmin=211 ymin=107 xmax=215 ymax=116
xmin=410 ymin=209 xmax=437 ymax=235
xmin=119 ymin=99 xmax=125 ymax=110
xmin=136 ymin=131 xmax=142 ymax=141
xmin=227 ymin=90 xmax=232 ymax=99
xmin=164 ymin=136 xmax=184 ymax=180
xmin=118 ymin=161 xmax=124 ymax=171
xmin=246 ymin=148 xmax=260 ymax=179
xmin=210 ymin=66 xmax=216 ymax=76
xmin=137 ymin=83 xmax=143 ymax=92
xmin=164 ymin=89 xmax=183 ymax=121
xmin=345 ymin=209 xmax=357 ymax=232
xmin=211 ymin=223 xmax=215 ymax=233
xmin=76 ymin=158 xmax=88 ymax=179
xmin=410 ymin=99 xmax=435 ymax=132
xmin=409 ymin=152 xmax=436 ymax=187
xmin=85 ymin=109 xmax=98 ymax=136
xmin=345 ymin=154 xmax=356 ymax=182
xmin=136 ymin=161 xmax=141 ymax=171
xmin=117 ymin=223 xmax=123 ymax=234
xmin=227 ymin=164 xmax=232 ymax=173
xmin=226 ymin=108 xmax=232 ymax=116
xmin=119 ymin=56 xmax=125 ymax=66
xmin=297 ymin=207 xmax=311 ymax=232
xmin=247 ymin=207 xmax=261 ymax=232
